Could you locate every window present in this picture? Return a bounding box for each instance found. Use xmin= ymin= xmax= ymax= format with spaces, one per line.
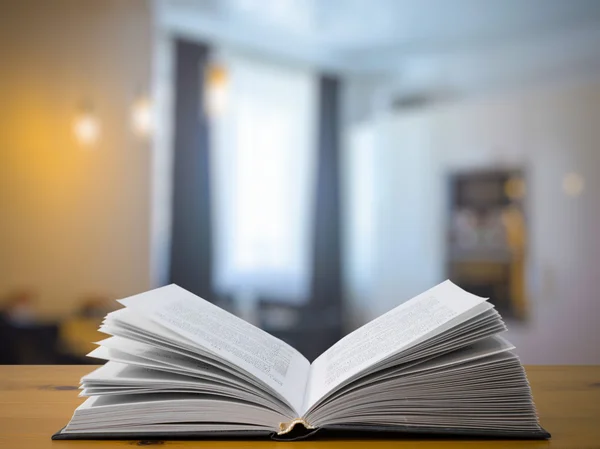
xmin=210 ymin=53 xmax=317 ymax=305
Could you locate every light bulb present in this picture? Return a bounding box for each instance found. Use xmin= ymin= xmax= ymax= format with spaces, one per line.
xmin=205 ymin=64 xmax=228 ymax=117
xmin=73 ymin=112 xmax=100 ymax=147
xmin=131 ymin=96 xmax=153 ymax=138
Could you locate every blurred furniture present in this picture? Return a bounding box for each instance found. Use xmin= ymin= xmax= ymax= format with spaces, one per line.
xmin=59 ymin=317 xmax=104 ymax=358
xmin=258 ymin=300 xmax=342 ymax=362
xmin=1 ymin=365 xmax=598 ymax=447
xmin=0 ymin=291 xmax=112 ymax=364
xmin=0 ymin=315 xmax=101 ymax=364
xmin=0 ymin=316 xmax=61 ymax=364
xmin=447 ymin=169 xmax=528 ymax=320
xmin=58 ymin=296 xmax=115 ymax=361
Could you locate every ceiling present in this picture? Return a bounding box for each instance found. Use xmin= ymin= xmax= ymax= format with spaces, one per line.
xmin=157 ymin=0 xmax=600 ymax=93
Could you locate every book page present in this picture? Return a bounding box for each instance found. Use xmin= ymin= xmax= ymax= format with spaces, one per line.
xmin=118 ymin=284 xmax=310 ymax=415
xmin=66 ymin=393 xmax=285 ymax=433
xmin=303 ymin=280 xmax=487 ymax=412
xmin=94 ymin=336 xmax=249 ymax=384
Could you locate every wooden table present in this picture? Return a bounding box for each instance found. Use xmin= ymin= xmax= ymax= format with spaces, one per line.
xmin=0 ymin=365 xmax=598 ymax=448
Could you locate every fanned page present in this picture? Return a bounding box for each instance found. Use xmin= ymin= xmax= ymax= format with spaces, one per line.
xmin=117 ymin=285 xmax=310 ymax=415
xmin=303 ymin=280 xmax=489 ymax=412
xmin=55 ymin=280 xmax=548 ymax=439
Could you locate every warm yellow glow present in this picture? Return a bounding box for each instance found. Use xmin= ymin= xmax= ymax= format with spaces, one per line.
xmin=73 ymin=112 xmax=100 ymax=147
xmin=131 ymin=96 xmax=153 ymax=138
xmin=562 ymin=172 xmax=585 ymax=197
xmin=205 ymin=64 xmax=228 ymax=117
xmin=504 ymin=177 xmax=526 ymax=200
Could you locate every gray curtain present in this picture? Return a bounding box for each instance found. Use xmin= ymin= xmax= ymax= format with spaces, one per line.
xmin=309 ymin=75 xmax=343 ymax=311
xmin=169 ymin=40 xmax=214 ymax=300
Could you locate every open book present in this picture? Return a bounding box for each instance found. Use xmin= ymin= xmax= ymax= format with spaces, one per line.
xmin=53 ymin=281 xmax=549 ymax=441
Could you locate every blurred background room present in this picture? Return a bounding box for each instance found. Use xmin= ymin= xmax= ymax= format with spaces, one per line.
xmin=0 ymin=0 xmax=599 ymax=364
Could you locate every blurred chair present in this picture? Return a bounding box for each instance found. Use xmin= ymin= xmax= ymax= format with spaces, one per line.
xmin=0 ymin=317 xmax=61 ymax=364
xmin=0 ymin=315 xmax=20 ymax=363
xmin=0 ymin=291 xmax=108 ymax=364
xmin=0 ymin=290 xmax=61 ymax=364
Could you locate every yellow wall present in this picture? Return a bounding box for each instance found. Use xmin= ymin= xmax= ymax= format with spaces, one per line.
xmin=0 ymin=0 xmax=153 ymax=317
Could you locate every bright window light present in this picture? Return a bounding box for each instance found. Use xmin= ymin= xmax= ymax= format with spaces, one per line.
xmin=210 ymin=52 xmax=317 ymax=304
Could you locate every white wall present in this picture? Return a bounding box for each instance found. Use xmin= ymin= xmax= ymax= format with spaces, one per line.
xmin=0 ymin=0 xmax=154 ymax=317
xmin=344 ymin=76 xmax=600 ymax=363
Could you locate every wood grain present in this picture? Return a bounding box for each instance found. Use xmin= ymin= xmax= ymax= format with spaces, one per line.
xmin=0 ymin=365 xmax=598 ymax=448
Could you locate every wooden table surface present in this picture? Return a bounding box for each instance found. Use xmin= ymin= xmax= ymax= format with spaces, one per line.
xmin=0 ymin=365 xmax=599 ymax=448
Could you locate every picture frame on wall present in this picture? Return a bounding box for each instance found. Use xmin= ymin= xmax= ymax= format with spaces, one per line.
xmin=446 ymin=169 xmax=528 ymax=321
